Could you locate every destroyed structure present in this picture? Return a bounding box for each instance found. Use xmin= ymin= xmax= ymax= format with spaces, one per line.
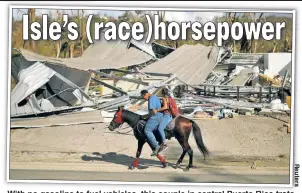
xmin=10 ymin=38 xmax=292 ymax=129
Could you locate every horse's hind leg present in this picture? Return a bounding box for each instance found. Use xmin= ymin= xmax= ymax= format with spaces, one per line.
xmin=175 ymin=127 xmax=193 ymax=171
xmin=175 ymin=147 xmax=187 ymax=169
xmin=176 ymin=144 xmax=193 ymax=172
xmin=174 ymin=132 xmax=187 ymax=169
xmin=129 ymin=139 xmax=145 ymax=170
xmin=184 ymin=146 xmax=193 ymax=172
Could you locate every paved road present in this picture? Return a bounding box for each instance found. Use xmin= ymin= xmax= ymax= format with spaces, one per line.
xmin=10 ymin=169 xmax=290 ymax=184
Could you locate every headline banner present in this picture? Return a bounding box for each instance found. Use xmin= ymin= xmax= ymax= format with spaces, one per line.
xmin=22 ymin=14 xmax=286 ymax=46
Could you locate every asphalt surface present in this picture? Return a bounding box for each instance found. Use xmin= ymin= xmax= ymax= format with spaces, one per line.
xmin=9 ymin=168 xmax=290 ymax=184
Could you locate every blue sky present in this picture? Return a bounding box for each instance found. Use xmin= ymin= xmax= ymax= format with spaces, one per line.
xmin=12 ymin=8 xmax=293 ymax=23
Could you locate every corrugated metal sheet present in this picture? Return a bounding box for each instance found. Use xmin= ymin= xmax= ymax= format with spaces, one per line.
xmin=19 ymin=38 xmax=155 ymax=71
xmin=10 ymin=61 xmax=94 ymax=117
xmin=227 ymin=68 xmax=253 ymax=86
xmin=128 ymin=38 xmax=156 ymax=58
xmin=141 ymin=44 xmax=219 ymax=85
xmin=229 ymin=53 xmax=264 ymax=65
xmin=10 ymin=95 xmax=42 ymax=117
xmin=11 ymin=62 xmax=55 ymax=105
xmin=12 ymin=54 xmax=92 ymax=107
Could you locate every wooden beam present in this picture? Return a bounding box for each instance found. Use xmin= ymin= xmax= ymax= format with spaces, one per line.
xmin=91 ymin=77 xmax=128 ymax=95
xmin=287 ymin=118 xmax=291 ymax=134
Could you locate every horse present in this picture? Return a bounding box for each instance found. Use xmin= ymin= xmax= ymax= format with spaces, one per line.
xmin=108 ymin=106 xmax=210 ymax=171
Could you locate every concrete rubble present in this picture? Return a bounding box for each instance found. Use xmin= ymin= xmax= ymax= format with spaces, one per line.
xmin=11 ymin=42 xmax=292 ymax=128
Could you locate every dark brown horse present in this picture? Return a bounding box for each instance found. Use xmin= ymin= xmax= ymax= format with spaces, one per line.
xmin=108 ymin=106 xmax=210 ymax=171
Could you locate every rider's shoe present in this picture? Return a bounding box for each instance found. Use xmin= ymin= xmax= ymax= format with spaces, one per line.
xmin=150 ymin=146 xmax=160 ymax=156
xmin=159 ymin=142 xmax=168 ymax=153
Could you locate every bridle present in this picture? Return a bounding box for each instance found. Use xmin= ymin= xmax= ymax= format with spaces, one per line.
xmin=112 ymin=110 xmax=145 ymax=135
xmin=114 ymin=120 xmax=144 ymax=135
xmin=115 ymin=125 xmax=133 ymax=134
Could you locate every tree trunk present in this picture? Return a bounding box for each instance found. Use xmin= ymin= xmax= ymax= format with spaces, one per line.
xmin=77 ymin=10 xmax=85 ymax=56
xmin=250 ymin=13 xmax=264 ymax=53
xmin=272 ymin=41 xmax=277 ymax=53
xmin=22 ymin=40 xmax=28 ymax=48
xmin=56 ymin=42 xmax=61 ymax=58
xmin=254 ymin=40 xmax=257 ymax=53
xmin=55 ymin=10 xmax=62 ymax=58
xmin=80 ymin=10 xmax=85 ymax=55
xmin=233 ymin=39 xmax=237 ymax=52
xmin=28 ymin=9 xmax=36 ymax=52
xmin=283 ymin=30 xmax=289 ymax=52
xmin=227 ymin=12 xmax=237 ymax=51
xmin=157 ymin=11 xmax=165 ymax=23
xmin=162 ymin=11 xmax=165 ymax=22
xmin=69 ymin=43 xmax=74 ymax=58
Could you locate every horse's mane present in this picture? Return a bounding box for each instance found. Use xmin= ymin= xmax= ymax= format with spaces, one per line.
xmin=122 ymin=109 xmax=150 ymax=122
xmin=122 ymin=109 xmax=140 ymax=117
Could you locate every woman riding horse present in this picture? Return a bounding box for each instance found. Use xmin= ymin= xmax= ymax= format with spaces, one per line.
xmin=108 ymin=94 xmax=210 ymax=171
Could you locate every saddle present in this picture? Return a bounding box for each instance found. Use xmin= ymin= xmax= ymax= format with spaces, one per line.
xmin=140 ymin=114 xmax=151 ymax=121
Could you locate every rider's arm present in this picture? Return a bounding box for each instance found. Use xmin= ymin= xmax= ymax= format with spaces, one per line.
xmin=151 ymin=109 xmax=158 ymax=115
xmin=156 ymin=97 xmax=168 ymax=112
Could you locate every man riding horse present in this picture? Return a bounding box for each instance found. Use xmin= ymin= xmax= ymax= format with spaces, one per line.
xmin=108 ymin=88 xmax=210 ymax=171
xmin=140 ymin=88 xmax=177 ymax=156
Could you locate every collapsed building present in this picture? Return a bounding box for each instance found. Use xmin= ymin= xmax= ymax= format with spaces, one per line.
xmin=10 ymin=37 xmax=292 ymax=128
xmin=11 ymin=36 xmax=175 ymax=120
xmin=11 ymin=54 xmax=93 ymax=118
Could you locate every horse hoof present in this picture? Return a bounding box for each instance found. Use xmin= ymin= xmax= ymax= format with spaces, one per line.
xmin=174 ymin=164 xmax=180 ymax=169
xmin=128 ymin=165 xmax=135 ymax=170
xmin=183 ymin=167 xmax=190 ymax=172
xmin=162 ymin=162 xmax=168 ymax=168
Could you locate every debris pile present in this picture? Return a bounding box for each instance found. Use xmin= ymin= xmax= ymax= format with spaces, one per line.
xmin=10 ymin=41 xmax=292 ymax=129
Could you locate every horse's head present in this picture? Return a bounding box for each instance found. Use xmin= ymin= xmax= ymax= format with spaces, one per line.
xmin=108 ymin=106 xmax=124 ymax=131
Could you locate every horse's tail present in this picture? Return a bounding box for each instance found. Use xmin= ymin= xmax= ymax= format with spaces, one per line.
xmin=190 ymin=120 xmax=210 ymax=160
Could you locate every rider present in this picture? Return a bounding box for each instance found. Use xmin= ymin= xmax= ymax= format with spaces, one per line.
xmin=155 ymin=88 xmax=173 ymax=153
xmin=140 ymin=89 xmax=164 ymax=156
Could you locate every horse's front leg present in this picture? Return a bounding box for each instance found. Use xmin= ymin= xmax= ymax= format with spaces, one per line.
xmin=157 ymin=154 xmax=168 ymax=168
xmin=129 ymin=139 xmax=145 ymax=170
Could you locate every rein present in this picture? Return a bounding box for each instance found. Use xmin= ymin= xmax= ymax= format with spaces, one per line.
xmin=115 ymin=121 xmax=143 ymax=134
xmin=115 ymin=125 xmax=133 ymax=134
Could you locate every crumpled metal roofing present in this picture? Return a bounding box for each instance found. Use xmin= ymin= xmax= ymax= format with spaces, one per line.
xmin=19 ymin=38 xmax=155 ymax=71
xmin=141 ymin=44 xmax=219 ymax=85
xmin=11 ymin=62 xmax=56 ymax=105
xmin=229 ymin=53 xmax=264 ymax=65
xmin=12 ymin=54 xmax=92 ymax=107
xmin=128 ymin=38 xmax=156 ymax=58
xmin=227 ymin=68 xmax=253 ymax=86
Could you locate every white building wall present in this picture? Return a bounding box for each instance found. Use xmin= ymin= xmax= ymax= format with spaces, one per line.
xmin=264 ymin=53 xmax=292 ymax=75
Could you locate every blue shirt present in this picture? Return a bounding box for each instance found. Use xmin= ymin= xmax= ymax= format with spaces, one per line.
xmin=148 ymin=95 xmax=162 ymax=113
